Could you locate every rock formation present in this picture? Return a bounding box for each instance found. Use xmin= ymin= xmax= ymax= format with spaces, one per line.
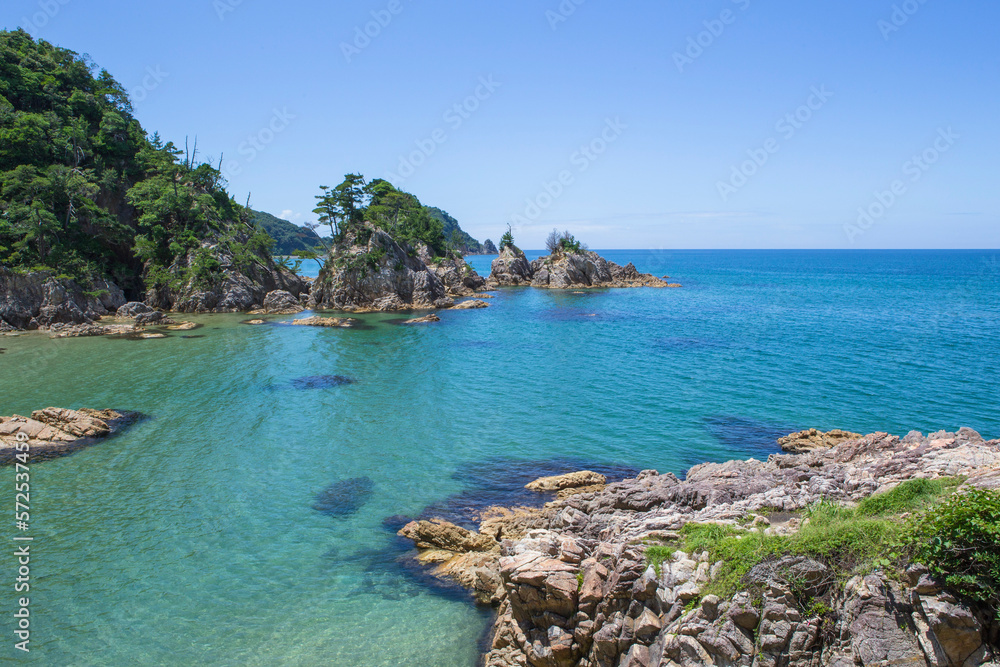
xmin=0 ymin=407 xmax=141 ymax=462
xmin=778 ymin=428 xmax=864 ymax=453
xmin=491 ymin=246 xmax=535 ymax=286
xmin=0 ymin=270 xmax=126 ymax=331
xmin=290 ymin=316 xmax=358 ymax=328
xmin=483 ymin=239 xmax=499 ymax=254
xmin=146 ymin=230 xmax=308 ymax=314
xmin=261 ymin=290 xmax=305 ymax=314
xmin=308 ymin=225 xmax=449 ymax=312
xmin=400 ymin=428 xmax=1000 ymax=666
xmin=488 ymin=248 xmax=676 ymax=290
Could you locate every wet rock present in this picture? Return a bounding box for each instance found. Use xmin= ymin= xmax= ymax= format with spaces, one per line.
xmin=398 ymin=519 xmax=497 ymax=552
xmin=117 ymin=302 xmax=154 ymax=318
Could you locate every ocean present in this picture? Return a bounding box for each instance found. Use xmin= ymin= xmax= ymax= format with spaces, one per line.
xmin=1 ymin=250 xmax=997 ymax=665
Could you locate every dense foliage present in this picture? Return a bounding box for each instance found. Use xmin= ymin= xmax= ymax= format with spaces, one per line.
xmin=425 ymin=206 xmax=484 ymax=254
xmin=312 ymin=175 xmax=451 ymax=257
xmin=250 ymin=209 xmax=322 ymax=255
xmin=0 ymin=29 xmax=273 ymax=294
xmin=908 ymin=486 xmax=1000 ymax=615
xmin=499 ymin=224 xmax=515 ymax=251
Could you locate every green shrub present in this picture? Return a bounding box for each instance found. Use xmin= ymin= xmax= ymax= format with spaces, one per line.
xmin=907 ymin=487 xmax=1000 ymax=615
xmin=857 ymin=477 xmax=962 ymax=516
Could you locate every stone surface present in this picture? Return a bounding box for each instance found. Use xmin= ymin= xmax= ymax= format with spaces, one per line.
xmin=397 ymin=427 xmax=1000 ymax=667
xmin=262 ymin=290 xmax=304 ymax=314
xmin=777 ymin=428 xmax=863 ymax=453
xmin=0 ymin=270 xmax=126 ymax=331
xmin=0 ymin=408 xmax=138 ymax=463
xmin=309 ymin=225 xmax=447 ymax=312
xmin=489 ymin=246 xmax=534 ymax=286
xmin=451 ymin=299 xmax=490 ymax=310
xmin=289 ymin=316 xmax=358 ymax=328
xmin=526 ymin=471 xmax=608 ymax=492
xmin=402 ymin=314 xmax=441 ymax=324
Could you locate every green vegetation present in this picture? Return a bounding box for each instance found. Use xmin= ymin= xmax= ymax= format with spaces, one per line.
xmin=249 ymin=210 xmax=322 ymax=255
xmin=0 ymin=29 xmax=276 ymax=292
xmin=645 ymin=478 xmax=979 ymax=603
xmin=908 ymin=486 xmax=1000 ymax=616
xmin=545 ymin=229 xmax=585 ymax=255
xmin=499 ymin=224 xmax=515 ymax=251
xmin=425 ymin=206 xmax=484 ymax=254
xmin=312 ymin=175 xmax=450 ymax=258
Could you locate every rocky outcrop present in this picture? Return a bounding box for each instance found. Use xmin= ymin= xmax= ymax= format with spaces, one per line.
xmin=261 ymin=290 xmax=304 ymax=314
xmin=778 ymin=428 xmax=863 ymax=453
xmin=0 ymin=270 xmax=126 ymax=331
xmin=0 ymin=407 xmax=141 ymax=462
xmin=417 ymin=244 xmax=487 ymax=297
xmin=289 ymin=316 xmax=358 ymax=328
xmin=526 ymin=471 xmax=608 ymax=492
xmin=452 ymin=299 xmax=490 ymax=310
xmin=531 ymin=252 xmax=669 ymax=289
xmin=491 ymin=246 xmax=535 ymax=286
xmin=309 ymin=225 xmax=449 ymax=312
xmin=483 ymin=239 xmax=499 ymax=254
xmin=488 ymin=248 xmax=676 ymax=290
xmin=400 ymin=428 xmax=1000 ymax=666
xmin=146 ymin=230 xmax=307 ymax=314
xmin=403 ymin=314 xmax=441 ymax=324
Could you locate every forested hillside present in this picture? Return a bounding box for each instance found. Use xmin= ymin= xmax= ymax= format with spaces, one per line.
xmin=0 ymin=29 xmax=278 ymax=299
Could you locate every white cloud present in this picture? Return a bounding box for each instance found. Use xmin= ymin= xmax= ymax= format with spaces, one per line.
xmin=279 ymin=209 xmax=303 ymax=222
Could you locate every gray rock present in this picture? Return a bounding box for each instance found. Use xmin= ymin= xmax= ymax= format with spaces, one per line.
xmin=489 ymin=245 xmax=534 ymax=285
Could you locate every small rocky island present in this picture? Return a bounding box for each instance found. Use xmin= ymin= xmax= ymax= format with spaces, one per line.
xmin=489 ymin=232 xmax=681 ymax=290
xmin=399 ymin=428 xmax=1000 ymax=667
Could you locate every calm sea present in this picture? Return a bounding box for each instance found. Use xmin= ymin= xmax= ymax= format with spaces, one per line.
xmin=1 ymin=250 xmax=997 ymax=665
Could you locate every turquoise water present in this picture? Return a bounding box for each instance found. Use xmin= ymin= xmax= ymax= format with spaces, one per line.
xmin=1 ymin=250 xmax=998 ymax=665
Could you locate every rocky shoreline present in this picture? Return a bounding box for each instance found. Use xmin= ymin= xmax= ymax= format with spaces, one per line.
xmin=399 ymin=428 xmax=1000 ymax=667
xmin=0 ymin=407 xmax=144 ymax=463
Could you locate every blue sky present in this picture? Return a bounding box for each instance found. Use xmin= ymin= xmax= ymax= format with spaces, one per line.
xmin=5 ymin=0 xmax=999 ymax=249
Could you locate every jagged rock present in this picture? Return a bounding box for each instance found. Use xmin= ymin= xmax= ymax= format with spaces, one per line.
xmin=490 ymin=246 xmax=534 ymax=285
xmin=406 ymin=430 xmax=1000 ymax=667
xmin=482 ymin=239 xmax=499 ymax=254
xmin=778 ymin=428 xmax=863 ymax=453
xmin=309 ymin=225 xmax=446 ymax=311
xmin=0 ymin=408 xmax=138 ymax=463
xmin=423 ymin=250 xmax=486 ymax=297
xmin=0 ymin=270 xmax=126 ymax=330
xmin=117 ymin=302 xmax=154 ymax=318
xmin=290 ymin=316 xmax=358 ymax=328
xmin=398 ymin=519 xmax=497 ymax=552
xmin=133 ymin=311 xmax=172 ymax=326
xmin=146 ymin=229 xmax=307 ymax=314
xmin=530 ymin=251 xmax=668 ymax=289
xmin=526 ymin=471 xmax=608 ymax=492
xmin=262 ymin=290 xmax=304 ymax=314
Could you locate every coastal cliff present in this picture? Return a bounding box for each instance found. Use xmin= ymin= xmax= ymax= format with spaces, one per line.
xmin=400 ymin=428 xmax=1000 ymax=667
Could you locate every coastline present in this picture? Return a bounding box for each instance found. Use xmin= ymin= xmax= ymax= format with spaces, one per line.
xmin=398 ymin=428 xmax=1000 ymax=667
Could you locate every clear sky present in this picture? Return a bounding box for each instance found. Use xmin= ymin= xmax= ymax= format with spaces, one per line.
xmin=4 ymin=0 xmax=999 ymax=249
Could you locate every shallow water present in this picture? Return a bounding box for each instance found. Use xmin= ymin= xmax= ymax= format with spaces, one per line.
xmin=1 ymin=250 xmax=997 ymax=665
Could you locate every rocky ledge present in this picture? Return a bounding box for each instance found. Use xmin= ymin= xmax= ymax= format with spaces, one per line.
xmin=489 ymin=246 xmax=679 ymax=290
xmin=400 ymin=428 xmax=1000 ymax=667
xmin=0 ymin=407 xmax=143 ymax=463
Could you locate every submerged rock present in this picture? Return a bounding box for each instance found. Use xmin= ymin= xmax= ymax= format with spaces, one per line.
xmin=289 ymin=375 xmax=355 ymax=390
xmin=402 ymin=314 xmax=441 ymax=324
xmin=0 ymin=407 xmax=141 ymax=463
xmin=311 ymin=477 xmax=375 ymax=517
